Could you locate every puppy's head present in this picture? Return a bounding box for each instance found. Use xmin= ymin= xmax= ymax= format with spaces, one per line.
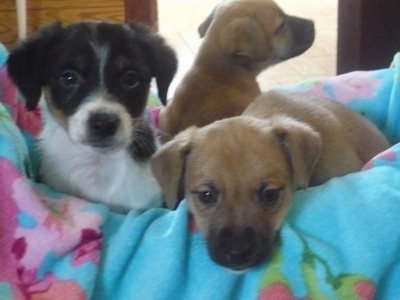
xmin=152 ymin=116 xmax=321 ymax=270
xmin=198 ymin=0 xmax=315 ymax=74
xmin=7 ymin=21 xmax=177 ymax=157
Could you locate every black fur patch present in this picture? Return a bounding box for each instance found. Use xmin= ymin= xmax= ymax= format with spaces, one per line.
xmin=7 ymin=21 xmax=177 ymax=111
xmin=129 ymin=119 xmax=157 ymax=162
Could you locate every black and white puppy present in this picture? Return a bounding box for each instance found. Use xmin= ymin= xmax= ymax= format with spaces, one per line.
xmin=7 ymin=21 xmax=177 ymax=213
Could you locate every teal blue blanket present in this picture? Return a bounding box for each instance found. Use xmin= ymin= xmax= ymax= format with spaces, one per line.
xmin=1 ymin=41 xmax=400 ymax=299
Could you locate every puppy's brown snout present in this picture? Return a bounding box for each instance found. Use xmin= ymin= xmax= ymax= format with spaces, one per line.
xmin=88 ymin=112 xmax=120 ymax=137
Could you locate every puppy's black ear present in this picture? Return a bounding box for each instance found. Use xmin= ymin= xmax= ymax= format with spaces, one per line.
xmin=151 ymin=127 xmax=195 ymax=209
xmin=7 ymin=22 xmax=63 ymax=111
xmin=129 ymin=23 xmax=177 ymax=106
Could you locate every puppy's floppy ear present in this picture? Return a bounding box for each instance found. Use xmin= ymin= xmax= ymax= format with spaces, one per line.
xmin=272 ymin=116 xmax=321 ymax=189
xmin=129 ymin=23 xmax=178 ymax=106
xmin=221 ymin=17 xmax=269 ymax=62
xmin=151 ymin=128 xmax=195 ymax=209
xmin=198 ymin=6 xmax=217 ymax=38
xmin=7 ymin=22 xmax=63 ymax=111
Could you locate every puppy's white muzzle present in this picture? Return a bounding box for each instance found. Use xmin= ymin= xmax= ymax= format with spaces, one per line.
xmin=69 ymin=97 xmax=134 ymax=152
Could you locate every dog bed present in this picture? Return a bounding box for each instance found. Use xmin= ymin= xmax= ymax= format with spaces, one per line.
xmin=1 ymin=40 xmax=400 ymax=299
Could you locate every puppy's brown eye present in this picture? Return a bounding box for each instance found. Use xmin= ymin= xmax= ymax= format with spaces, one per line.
xmin=198 ymin=191 xmax=218 ymax=205
xmin=121 ymin=71 xmax=140 ymax=88
xmin=193 ymin=187 xmax=219 ymax=206
xmin=258 ymin=187 xmax=281 ymax=206
xmin=59 ymin=70 xmax=82 ymax=87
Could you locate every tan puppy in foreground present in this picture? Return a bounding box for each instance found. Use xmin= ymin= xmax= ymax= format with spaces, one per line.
xmin=152 ymin=91 xmax=390 ymax=271
xmin=159 ymin=0 xmax=315 ymax=140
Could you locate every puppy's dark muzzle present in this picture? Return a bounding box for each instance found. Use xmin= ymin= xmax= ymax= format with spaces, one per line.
xmin=285 ymin=16 xmax=315 ymax=59
xmin=208 ymin=227 xmax=273 ymax=271
xmin=88 ymin=112 xmax=121 ymax=138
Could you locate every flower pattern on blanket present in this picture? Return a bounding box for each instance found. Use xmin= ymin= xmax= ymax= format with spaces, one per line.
xmin=258 ymin=234 xmax=375 ymax=300
xmin=0 ymin=158 xmax=104 ymax=299
xmin=0 ymin=66 xmax=41 ymax=138
xmin=285 ymin=71 xmax=382 ymax=104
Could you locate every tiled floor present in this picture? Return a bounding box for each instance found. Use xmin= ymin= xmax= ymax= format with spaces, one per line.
xmin=157 ymin=0 xmax=337 ymax=97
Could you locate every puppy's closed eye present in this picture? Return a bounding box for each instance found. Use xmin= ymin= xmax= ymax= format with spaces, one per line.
xmin=274 ymin=21 xmax=288 ymax=35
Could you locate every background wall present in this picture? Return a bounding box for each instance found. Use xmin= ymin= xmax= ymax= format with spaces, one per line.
xmin=0 ymin=0 xmax=125 ymax=49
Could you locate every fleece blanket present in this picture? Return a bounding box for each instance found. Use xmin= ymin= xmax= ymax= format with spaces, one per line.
xmin=1 ymin=40 xmax=400 ymax=299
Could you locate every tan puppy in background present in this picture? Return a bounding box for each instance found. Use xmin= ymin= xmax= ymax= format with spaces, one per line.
xmin=152 ymin=91 xmax=390 ymax=271
xmin=159 ymin=0 xmax=315 ymax=140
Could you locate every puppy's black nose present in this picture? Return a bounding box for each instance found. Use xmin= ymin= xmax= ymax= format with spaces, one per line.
xmin=220 ymin=228 xmax=252 ymax=264
xmin=216 ymin=227 xmax=256 ymax=267
xmin=88 ymin=112 xmax=120 ymax=137
xmin=225 ymin=244 xmax=253 ymax=265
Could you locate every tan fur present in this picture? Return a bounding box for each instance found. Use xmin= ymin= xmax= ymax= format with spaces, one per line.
xmin=243 ymin=91 xmax=390 ymax=185
xmin=42 ymin=88 xmax=69 ymax=130
xmin=151 ymin=91 xmax=390 ymax=270
xmin=159 ymin=0 xmax=315 ymax=141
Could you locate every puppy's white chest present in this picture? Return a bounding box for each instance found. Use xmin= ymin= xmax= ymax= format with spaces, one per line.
xmin=39 ymin=119 xmax=162 ymax=213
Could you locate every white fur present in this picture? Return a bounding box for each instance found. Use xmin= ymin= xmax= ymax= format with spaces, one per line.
xmin=39 ymin=105 xmax=163 ymax=213
xmin=68 ymin=94 xmax=133 ymax=148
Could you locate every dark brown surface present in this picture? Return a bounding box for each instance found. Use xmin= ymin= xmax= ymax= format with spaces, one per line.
xmin=124 ymin=0 xmax=158 ymax=30
xmin=0 ymin=0 xmax=158 ymax=50
xmin=337 ymin=0 xmax=400 ymax=74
